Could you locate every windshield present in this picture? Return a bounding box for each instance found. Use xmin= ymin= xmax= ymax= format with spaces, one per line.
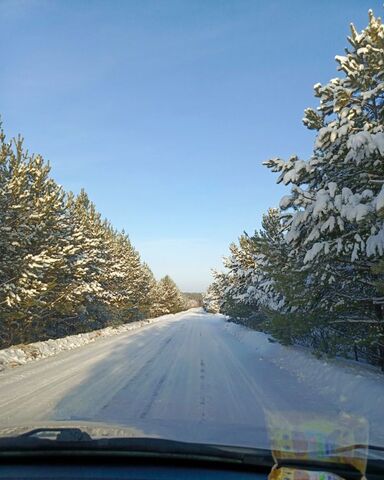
xmin=1 ymin=1 xmax=384 ymax=478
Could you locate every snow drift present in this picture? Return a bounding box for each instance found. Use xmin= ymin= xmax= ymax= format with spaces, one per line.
xmin=224 ymin=319 xmax=384 ymax=443
xmin=0 ymin=312 xmax=180 ymax=371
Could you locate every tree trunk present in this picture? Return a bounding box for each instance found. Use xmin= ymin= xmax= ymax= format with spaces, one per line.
xmin=354 ymin=344 xmax=359 ymax=362
xmin=374 ymin=304 xmax=384 ymax=372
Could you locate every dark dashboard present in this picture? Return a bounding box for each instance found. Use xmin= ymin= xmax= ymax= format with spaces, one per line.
xmin=0 ymin=463 xmax=268 ymax=480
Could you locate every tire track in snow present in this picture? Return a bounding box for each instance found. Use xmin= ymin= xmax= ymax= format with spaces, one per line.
xmin=0 ymin=317 xmax=183 ymax=424
xmin=94 ymin=333 xmax=178 ymax=421
xmin=139 ymin=373 xmax=168 ymax=419
xmin=199 ymin=358 xmax=206 ymax=421
xmin=0 ymin=310 xmax=341 ymax=449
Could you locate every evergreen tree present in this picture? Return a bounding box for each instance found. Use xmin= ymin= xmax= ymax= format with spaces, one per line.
xmin=0 ymin=130 xmax=79 ymax=343
xmin=202 ymin=283 xmax=221 ymax=313
xmin=204 ymin=209 xmax=288 ymax=323
xmin=0 ymin=123 xmax=180 ymax=348
xmin=204 ymin=12 xmax=384 ymax=365
xmin=264 ymin=11 xmax=384 ymax=364
xmin=154 ymin=275 xmax=186 ymax=315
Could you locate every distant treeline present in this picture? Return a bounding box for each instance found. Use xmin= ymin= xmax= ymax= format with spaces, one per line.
xmin=182 ymin=292 xmax=203 ymax=307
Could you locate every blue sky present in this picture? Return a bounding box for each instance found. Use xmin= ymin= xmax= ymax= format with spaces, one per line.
xmin=0 ymin=0 xmax=381 ymax=291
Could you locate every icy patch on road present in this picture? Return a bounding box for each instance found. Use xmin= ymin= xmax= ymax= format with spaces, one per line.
xmin=0 ymin=312 xmax=183 ymax=371
xmin=224 ymin=320 xmax=384 ymax=442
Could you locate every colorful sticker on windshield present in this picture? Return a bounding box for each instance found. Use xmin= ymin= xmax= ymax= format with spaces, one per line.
xmin=269 ymin=466 xmax=346 ymax=480
xmin=265 ymin=411 xmax=368 ymax=478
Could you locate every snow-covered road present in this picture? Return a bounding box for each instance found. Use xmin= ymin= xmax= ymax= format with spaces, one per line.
xmin=0 ymin=309 xmax=372 ymax=447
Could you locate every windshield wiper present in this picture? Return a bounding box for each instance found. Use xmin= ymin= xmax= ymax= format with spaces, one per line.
xmin=19 ymin=427 xmax=92 ymax=442
xmin=3 ymin=429 xmax=384 ymax=458
xmin=0 ymin=431 xmax=273 ymax=464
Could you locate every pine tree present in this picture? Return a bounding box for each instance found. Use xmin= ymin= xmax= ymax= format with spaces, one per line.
xmin=202 ymin=283 xmax=221 ymax=313
xmin=63 ymin=190 xmax=114 ymax=331
xmin=108 ymin=232 xmax=155 ymax=322
xmin=0 ymin=130 xmax=79 ymax=343
xmin=0 ymin=122 xmax=172 ymax=347
xmin=154 ymin=275 xmax=186 ymax=315
xmin=203 ymin=209 xmax=289 ymax=329
xmin=264 ymin=10 xmax=384 ymax=364
xmin=140 ymin=263 xmax=160 ymax=318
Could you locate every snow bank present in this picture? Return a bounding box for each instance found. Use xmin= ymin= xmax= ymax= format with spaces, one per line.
xmin=0 ymin=312 xmax=178 ymax=371
xmin=224 ymin=320 xmax=384 ymax=440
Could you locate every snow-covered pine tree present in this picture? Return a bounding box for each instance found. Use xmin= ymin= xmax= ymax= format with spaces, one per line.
xmin=203 ymin=209 xmax=288 ymax=327
xmin=128 ymin=248 xmax=159 ymax=320
xmin=139 ymin=263 xmax=160 ymax=318
xmin=0 ymin=130 xmax=85 ymax=344
xmin=204 ymin=270 xmax=234 ymax=316
xmin=108 ymin=232 xmax=156 ymax=322
xmin=63 ymin=189 xmax=115 ymax=331
xmin=202 ymin=283 xmax=221 ymax=313
xmin=154 ymin=275 xmax=186 ymax=315
xmin=0 ymin=122 xmax=171 ymax=347
xmin=264 ymin=10 xmax=384 ymax=365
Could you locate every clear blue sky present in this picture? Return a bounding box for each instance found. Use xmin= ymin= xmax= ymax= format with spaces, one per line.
xmin=0 ymin=0 xmax=381 ymax=291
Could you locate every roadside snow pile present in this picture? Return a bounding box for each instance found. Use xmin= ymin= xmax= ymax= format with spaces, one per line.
xmin=0 ymin=313 xmax=177 ymax=371
xmin=224 ymin=320 xmax=384 ymax=432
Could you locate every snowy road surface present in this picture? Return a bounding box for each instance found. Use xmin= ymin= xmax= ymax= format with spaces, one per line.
xmin=0 ymin=309 xmax=366 ymax=447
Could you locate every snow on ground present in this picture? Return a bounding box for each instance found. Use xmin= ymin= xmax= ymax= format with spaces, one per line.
xmin=0 ymin=312 xmax=179 ymax=371
xmin=0 ymin=309 xmax=383 ymax=450
xmin=224 ymin=319 xmax=384 ymax=441
xmin=0 ymin=309 xmax=276 ymax=447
